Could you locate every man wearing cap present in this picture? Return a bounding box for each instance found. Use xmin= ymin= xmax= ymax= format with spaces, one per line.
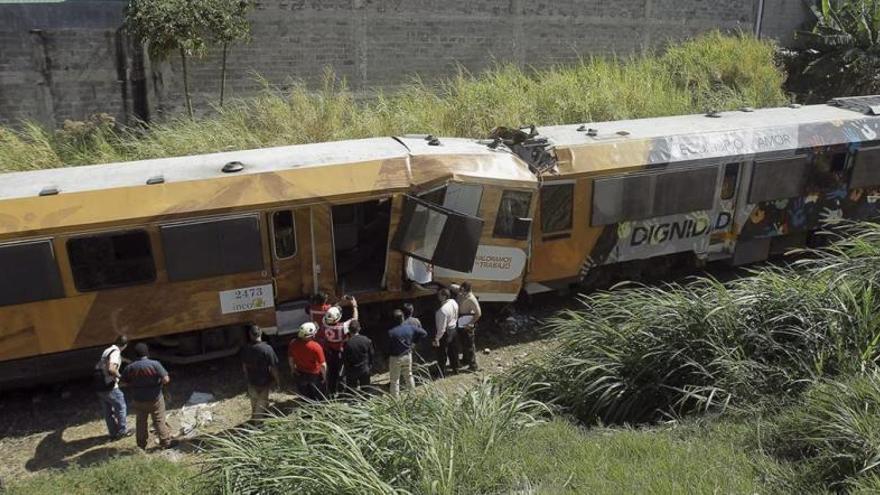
xmin=120 ymin=343 xmax=172 ymax=450
xmin=319 ymin=296 xmax=359 ymax=396
xmin=288 ymin=322 xmax=327 ymax=401
xmin=94 ymin=335 xmax=132 ymax=440
xmin=240 ymin=324 xmax=280 ymax=419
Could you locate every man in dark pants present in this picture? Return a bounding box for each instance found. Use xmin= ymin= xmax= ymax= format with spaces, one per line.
xmin=342 ymin=320 xmax=374 ymax=392
xmin=433 ymin=288 xmax=460 ymax=376
xmin=288 ymin=322 xmax=327 ymax=401
xmin=120 ymin=343 xmax=172 ymax=450
xmin=240 ymin=324 xmax=280 ymax=419
xmin=319 ymin=297 xmax=358 ymax=397
xmin=456 ymin=282 xmax=482 ymax=372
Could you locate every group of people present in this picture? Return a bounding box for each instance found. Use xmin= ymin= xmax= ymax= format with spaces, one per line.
xmin=93 ymin=282 xmax=482 ymax=447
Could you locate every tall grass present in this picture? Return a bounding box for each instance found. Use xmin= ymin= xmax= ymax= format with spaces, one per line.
xmin=767 ymin=372 xmax=880 ymax=492
xmin=0 ymin=32 xmax=786 ymax=172
xmin=199 ymin=381 xmax=549 ymax=495
xmin=506 ymin=223 xmax=880 ymax=425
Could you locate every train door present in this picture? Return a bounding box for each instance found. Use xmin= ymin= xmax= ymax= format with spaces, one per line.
xmin=391 ymin=195 xmax=484 ymax=276
xmin=707 ymin=162 xmax=742 ymax=260
xmin=331 ymin=198 xmax=392 ymax=294
xmin=268 ymin=207 xmax=308 ymax=303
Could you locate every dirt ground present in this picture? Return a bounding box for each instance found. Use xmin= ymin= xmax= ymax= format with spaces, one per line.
xmin=0 ymin=302 xmax=561 ymax=484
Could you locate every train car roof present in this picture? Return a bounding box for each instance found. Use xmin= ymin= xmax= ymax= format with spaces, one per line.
xmin=0 ymin=136 xmax=535 ymax=239
xmin=537 ymin=100 xmax=880 ymax=177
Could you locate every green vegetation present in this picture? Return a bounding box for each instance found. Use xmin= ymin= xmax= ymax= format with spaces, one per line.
xmin=506 ymin=223 xmax=880 ymax=426
xmin=788 ymin=0 xmax=880 ymax=102
xmin=0 ymin=32 xmax=786 ymax=172
xmin=4 ymin=455 xmax=193 ymax=495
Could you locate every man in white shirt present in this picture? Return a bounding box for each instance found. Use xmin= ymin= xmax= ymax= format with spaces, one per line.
xmin=433 ymin=288 xmax=460 ymax=376
xmin=94 ymin=335 xmax=131 ymax=440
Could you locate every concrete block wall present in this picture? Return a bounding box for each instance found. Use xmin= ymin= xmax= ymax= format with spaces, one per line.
xmin=0 ymin=0 xmax=812 ymax=126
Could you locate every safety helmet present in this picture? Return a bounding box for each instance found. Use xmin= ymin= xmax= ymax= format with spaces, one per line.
xmin=323 ymin=306 xmax=342 ymax=326
xmin=298 ymin=322 xmax=318 ymax=339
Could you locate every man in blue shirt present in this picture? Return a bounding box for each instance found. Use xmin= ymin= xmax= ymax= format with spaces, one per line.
xmin=387 ymin=309 xmax=427 ymax=397
xmin=121 ymin=343 xmax=172 ymax=449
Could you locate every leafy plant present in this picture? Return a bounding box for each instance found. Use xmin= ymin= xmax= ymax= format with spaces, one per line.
xmin=202 ymin=0 xmax=253 ymax=106
xmin=125 ymin=0 xmax=211 ymax=119
xmin=789 ymin=0 xmax=880 ymax=102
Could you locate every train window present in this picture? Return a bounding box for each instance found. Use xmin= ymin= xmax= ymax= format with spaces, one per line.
xmin=592 ymin=174 xmax=652 ymax=226
xmin=850 ymin=146 xmax=880 ymax=189
xmin=391 ymin=195 xmax=483 ymax=273
xmin=652 ymin=167 xmax=718 ymax=217
xmin=443 ymin=183 xmax=483 ymax=217
xmin=0 ymin=240 xmax=65 ymax=306
xmin=272 ymin=211 xmax=297 ymax=259
xmin=494 ymin=190 xmax=533 ymax=238
xmin=161 ymin=216 xmax=264 ymax=282
xmin=420 ymin=186 xmax=446 ymax=207
xmin=721 ymin=163 xmax=740 ymax=200
xmin=67 ymin=230 xmax=156 ymax=292
xmin=748 ymin=156 xmax=810 ymax=203
xmin=540 ymin=183 xmax=574 ymax=233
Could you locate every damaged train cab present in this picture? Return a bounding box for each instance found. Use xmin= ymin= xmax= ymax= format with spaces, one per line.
xmin=508 ymin=95 xmax=880 ymax=294
xmin=0 ymin=136 xmax=536 ymax=387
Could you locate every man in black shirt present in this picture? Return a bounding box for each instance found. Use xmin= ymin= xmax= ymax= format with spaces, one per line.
xmin=120 ymin=343 xmax=172 ymax=450
xmin=342 ymin=320 xmax=374 ymax=392
xmin=240 ymin=324 xmax=280 ymax=419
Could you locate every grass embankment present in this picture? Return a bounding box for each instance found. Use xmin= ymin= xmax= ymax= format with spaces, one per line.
xmin=0 ymin=32 xmax=786 ymax=172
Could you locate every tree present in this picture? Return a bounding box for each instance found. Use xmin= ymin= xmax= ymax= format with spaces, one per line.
xmin=203 ymin=0 xmax=253 ymax=107
xmin=125 ymin=0 xmax=209 ymax=119
xmin=790 ymin=0 xmax=880 ymax=102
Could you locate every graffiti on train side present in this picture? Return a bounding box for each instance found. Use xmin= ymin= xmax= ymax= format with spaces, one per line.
xmin=625 ymin=212 xmax=732 ymax=247
xmin=739 ymin=186 xmax=880 ymax=238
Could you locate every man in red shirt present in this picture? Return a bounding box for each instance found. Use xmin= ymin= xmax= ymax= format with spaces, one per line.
xmin=288 ymin=322 xmax=327 ymax=401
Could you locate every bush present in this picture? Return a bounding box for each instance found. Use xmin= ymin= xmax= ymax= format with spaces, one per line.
xmin=506 ymin=223 xmax=880 ymax=425
xmin=767 ymin=372 xmax=880 ymax=492
xmin=0 ymin=32 xmax=786 ymax=172
xmin=199 ymin=381 xmax=549 ymax=495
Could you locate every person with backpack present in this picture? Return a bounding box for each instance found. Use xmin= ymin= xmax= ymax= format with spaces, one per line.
xmin=121 ymin=343 xmax=173 ymax=450
xmin=94 ymin=335 xmax=131 ymax=441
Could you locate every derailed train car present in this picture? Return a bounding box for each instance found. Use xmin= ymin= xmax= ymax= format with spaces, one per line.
xmin=3 ymin=95 xmax=880 ymax=386
xmin=0 ymin=137 xmax=537 ymax=386
xmin=514 ymin=95 xmax=880 ymax=294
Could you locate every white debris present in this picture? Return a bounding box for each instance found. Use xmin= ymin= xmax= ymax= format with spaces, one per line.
xmin=483 ymin=348 xmax=491 ymax=355
xmin=185 ymin=391 xmax=215 ymax=405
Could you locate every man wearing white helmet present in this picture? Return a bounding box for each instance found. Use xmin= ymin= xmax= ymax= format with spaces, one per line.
xmin=287 ymin=322 xmax=327 ymax=401
xmin=319 ymin=296 xmax=359 ymax=397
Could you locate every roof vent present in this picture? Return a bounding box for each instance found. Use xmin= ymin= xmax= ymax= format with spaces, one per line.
xmin=576 ymin=124 xmax=587 ymax=132
xmin=586 ymin=128 xmax=598 ymax=137
xmin=146 ymin=175 xmax=165 ymax=185
xmin=424 ymin=134 xmax=435 ymax=141
xmin=487 ymin=138 xmax=501 ymax=150
xmin=706 ymin=110 xmax=722 ymax=118
xmin=828 ymin=95 xmax=880 ymax=115
xmin=427 ymin=137 xmax=441 ymax=146
xmin=616 ymin=130 xmax=630 ymax=136
xmin=38 ymin=186 xmax=59 ymax=196
xmin=740 ymin=106 xmax=755 ymax=112
xmin=788 ymin=103 xmax=802 ymax=109
xmin=222 ymin=161 xmax=244 ymax=173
